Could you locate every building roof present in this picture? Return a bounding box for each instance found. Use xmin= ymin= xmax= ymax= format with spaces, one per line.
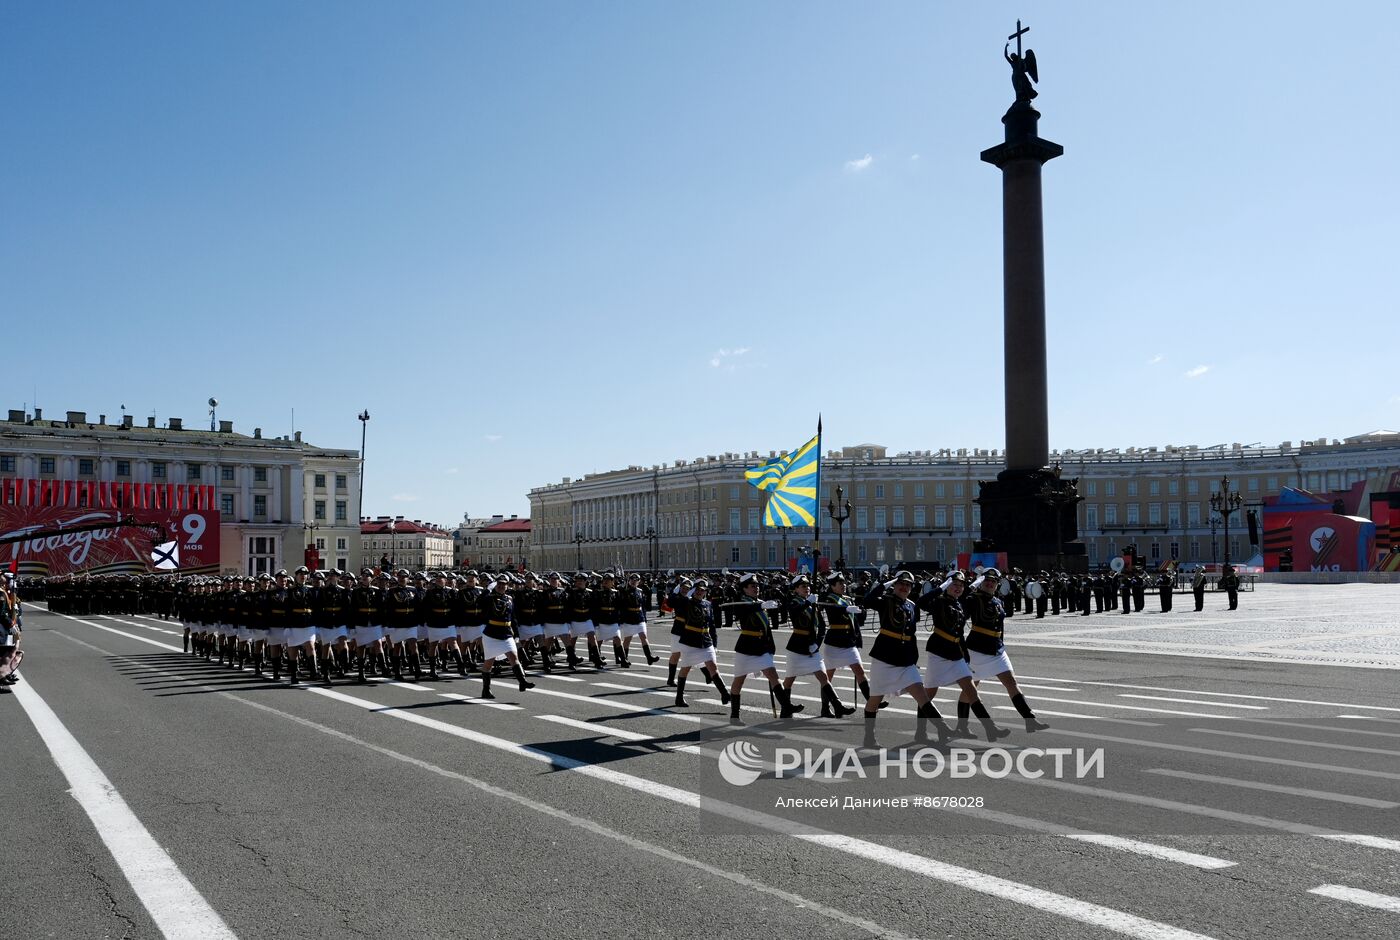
xmin=361 ymin=518 xmax=449 ymax=535
xmin=479 ymin=518 xmax=531 ymax=533
xmin=2 ymin=406 xmax=355 ymax=456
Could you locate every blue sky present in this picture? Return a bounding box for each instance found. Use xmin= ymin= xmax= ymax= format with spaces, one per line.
xmin=4 ymin=2 xmax=1396 ymax=524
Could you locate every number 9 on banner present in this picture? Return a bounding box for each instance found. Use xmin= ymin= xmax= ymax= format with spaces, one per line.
xmin=183 ymin=513 xmax=206 ymax=547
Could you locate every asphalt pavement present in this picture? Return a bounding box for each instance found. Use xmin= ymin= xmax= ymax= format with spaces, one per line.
xmin=5 ymin=591 xmax=1400 ymax=939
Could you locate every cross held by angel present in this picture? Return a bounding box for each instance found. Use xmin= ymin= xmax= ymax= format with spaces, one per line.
xmin=1005 ymin=19 xmax=1039 ymax=104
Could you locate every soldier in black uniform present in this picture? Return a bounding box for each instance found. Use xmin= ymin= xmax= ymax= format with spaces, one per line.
xmin=720 ymin=573 xmax=803 ymax=724
xmin=963 ymin=568 xmax=1049 ymax=734
xmin=818 ymin=572 xmax=873 ymax=706
xmin=779 ymin=575 xmax=853 ymax=719
xmin=590 ymin=572 xmax=626 ymax=667
xmin=915 ymin=571 xmax=1008 ymax=743
xmin=1219 ymin=565 xmax=1241 ymax=610
xmin=538 ymin=572 xmax=570 ymax=671
xmin=619 ymin=572 xmax=660 ymax=668
xmin=859 ymin=571 xmax=953 ymax=750
xmin=1131 ymin=572 xmax=1146 ymax=612
xmin=1192 ymin=568 xmax=1207 ymax=611
xmin=422 ymin=571 xmax=464 ymax=679
xmin=1157 ymin=570 xmax=1174 ymax=612
xmin=672 ymin=580 xmax=730 ymax=708
xmin=285 ymin=566 xmax=320 ymax=684
xmin=1119 ymin=573 xmax=1132 ymax=614
xmin=263 ymin=570 xmax=292 ymax=680
xmin=386 ymin=569 xmax=424 ymax=680
xmin=477 ymin=575 xmax=536 ymax=699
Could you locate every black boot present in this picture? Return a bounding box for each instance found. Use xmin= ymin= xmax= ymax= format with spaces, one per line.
xmin=357 ymin=653 xmax=367 ymax=682
xmin=566 ymin=648 xmax=581 ymax=672
xmin=412 ymin=652 xmax=423 ymax=681
xmin=322 ymin=660 xmax=334 ymax=686
xmin=862 ymin=710 xmax=881 ymax=749
xmin=774 ymin=684 xmax=803 ymax=718
xmin=820 ymin=683 xmax=855 ymax=718
xmin=858 ymin=678 xmax=887 ymax=709
xmin=642 ymin=641 xmax=659 ymax=665
xmin=272 ymin=654 xmax=282 ymax=681
xmin=613 ymin=641 xmax=627 ymax=667
xmin=480 ymin=670 xmax=495 ymax=699
xmin=289 ymin=658 xmax=299 ymax=685
xmin=512 ymin=663 xmax=535 ymax=692
xmin=452 ymin=649 xmax=467 ymax=676
xmin=953 ymin=700 xmax=976 ymax=739
xmin=972 ymin=700 xmax=1010 ymax=741
xmin=666 ymin=661 xmax=677 ymax=687
xmin=674 ymin=676 xmax=688 ymax=708
xmin=1012 ymin=693 xmax=1049 ymax=731
xmin=706 ymin=669 xmax=731 ymax=705
xmin=919 ymin=702 xmax=951 ymax=745
xmin=728 ymin=693 xmax=744 ymax=726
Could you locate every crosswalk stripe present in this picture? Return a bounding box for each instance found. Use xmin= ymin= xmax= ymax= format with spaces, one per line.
xmin=1307 ymin=884 xmax=1400 ymax=913
xmin=1017 ymin=675 xmax=1400 ymax=712
xmin=1141 ymin=769 xmax=1400 ymax=809
xmin=1119 ymin=695 xmax=1267 ymax=710
xmin=1189 ymin=727 xmax=1400 ymax=758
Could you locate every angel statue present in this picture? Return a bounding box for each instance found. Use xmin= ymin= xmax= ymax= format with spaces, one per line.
xmin=1005 ymin=41 xmax=1039 ymax=105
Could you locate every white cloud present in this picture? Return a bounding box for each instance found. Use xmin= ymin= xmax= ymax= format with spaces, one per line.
xmin=444 ymin=467 xmax=459 ymax=475
xmin=483 ymin=434 xmax=503 ymax=442
xmin=391 ymin=493 xmax=419 ymax=502
xmin=909 ymin=153 xmax=920 ymax=161
xmin=844 ymin=153 xmax=874 ymax=172
xmin=1184 ymin=364 xmax=1210 ymax=378
xmin=1148 ymin=354 xmax=1164 ymax=364
xmin=708 ymin=347 xmax=752 ymax=372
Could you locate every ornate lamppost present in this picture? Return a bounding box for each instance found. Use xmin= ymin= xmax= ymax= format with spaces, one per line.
xmin=827 ymin=484 xmax=852 ymax=572
xmin=574 ymin=529 xmax=584 ymax=571
xmin=1209 ymin=476 xmax=1243 ymax=570
xmin=1037 ymin=465 xmax=1079 ymax=573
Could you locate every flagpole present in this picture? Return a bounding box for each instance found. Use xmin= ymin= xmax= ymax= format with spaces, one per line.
xmin=814 ymin=415 xmax=823 ymax=573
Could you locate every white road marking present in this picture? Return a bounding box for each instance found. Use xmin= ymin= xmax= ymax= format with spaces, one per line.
xmin=1043 ymin=728 xmax=1400 ymax=783
xmin=1189 ymin=727 xmax=1400 ymax=758
xmin=536 ymin=714 xmax=704 ymax=754
xmin=1337 ymin=714 xmax=1400 ymax=725
xmin=1118 ymin=694 xmax=1267 ymax=710
xmin=1307 ymin=884 xmax=1400 ymax=913
xmin=300 ymin=687 xmax=1216 ymax=939
xmin=1017 ymin=675 xmax=1400 ymax=712
xmin=989 ymin=706 xmax=1161 ymax=727
xmin=11 ymin=677 xmax=237 ymax=939
xmin=106 ymin=616 xmax=182 ymax=637
xmin=1142 ymin=769 xmax=1400 ymax=809
xmin=436 ymin=691 xmax=523 ymax=711
xmin=1316 ymin=833 xmax=1400 ymax=852
xmin=960 ymin=807 xmax=1236 ymax=870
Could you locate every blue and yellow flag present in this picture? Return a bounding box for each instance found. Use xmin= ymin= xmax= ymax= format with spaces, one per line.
xmin=745 ymin=428 xmax=821 ymax=528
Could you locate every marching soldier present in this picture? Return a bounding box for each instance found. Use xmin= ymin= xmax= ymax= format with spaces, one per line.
xmin=1192 ymin=567 xmax=1207 ymax=611
xmin=619 ymin=572 xmax=660 ymax=667
xmin=1219 ymin=564 xmax=1241 ymax=610
xmin=818 ymin=572 xmax=874 ymax=706
xmin=477 ymin=574 xmax=536 ymax=699
xmin=915 ymin=571 xmax=1007 ymax=743
xmin=539 ymin=572 xmax=571 ymax=671
xmin=672 ymin=579 xmax=730 ymax=708
xmin=780 ymin=574 xmax=853 ymax=719
xmin=859 ymin=571 xmax=953 ymax=750
xmin=720 ymin=573 xmax=801 ymax=724
xmin=962 ymin=568 xmax=1049 ymax=734
xmin=1157 ymin=569 xmax=1174 ymax=612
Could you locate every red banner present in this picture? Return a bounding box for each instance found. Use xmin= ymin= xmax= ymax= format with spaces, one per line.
xmin=0 ymin=504 xmax=220 ymax=577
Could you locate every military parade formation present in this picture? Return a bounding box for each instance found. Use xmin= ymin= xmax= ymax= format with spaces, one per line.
xmin=13 ymin=563 xmax=1244 ymax=744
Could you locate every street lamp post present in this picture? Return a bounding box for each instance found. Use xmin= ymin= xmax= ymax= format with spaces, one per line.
xmin=357 ymin=410 xmax=370 ymax=522
xmin=1209 ymin=515 xmax=1218 ymax=564
xmin=574 ymin=530 xmax=584 ymax=571
xmin=516 ymin=536 xmax=525 ymax=571
xmin=780 ymin=526 xmax=789 ymax=573
xmin=645 ymin=526 xmax=656 ymax=577
xmin=827 ymin=485 xmax=852 ymax=572
xmin=1209 ymin=476 xmax=1243 ymax=570
xmin=1037 ymin=465 xmax=1079 ymax=573
xmin=388 ymin=519 xmax=397 ymax=568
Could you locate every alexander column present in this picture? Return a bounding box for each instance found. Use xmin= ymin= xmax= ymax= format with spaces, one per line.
xmin=976 ymin=20 xmax=1084 ymax=573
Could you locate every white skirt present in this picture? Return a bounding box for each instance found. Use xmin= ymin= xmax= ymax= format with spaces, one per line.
xmin=285 ymin=626 xmax=317 ymax=647
xmin=594 ymin=622 xmax=622 ymax=642
xmin=867 ymin=659 xmax=923 ymax=698
xmin=823 ymin=645 xmax=862 ymax=670
xmin=426 ymin=626 xmax=457 ymax=643
xmin=923 ymin=653 xmax=973 ymax=689
xmin=322 ymin=626 xmax=348 ymax=642
xmin=544 ymin=622 xmax=573 ymax=638
xmin=459 ymin=625 xmax=486 ymax=643
xmin=620 ymin=620 xmax=647 ymax=638
xmin=732 ymin=651 xmax=776 ymax=677
xmin=482 ymin=635 xmax=518 ymax=661
xmin=969 ymin=649 xmax=1014 ymax=679
xmin=676 ymin=644 xmax=717 ymax=669
xmin=388 ymin=626 xmax=421 ymax=645
xmin=785 ymin=650 xmax=826 ymax=678
xmin=355 ymin=625 xmax=385 ymax=645
xmin=517 ymin=623 xmax=544 ymax=640
xmin=570 ymin=620 xmax=596 ymax=638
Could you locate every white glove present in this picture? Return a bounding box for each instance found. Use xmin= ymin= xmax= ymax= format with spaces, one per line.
xmin=883 ymin=580 xmax=897 ymax=590
xmin=845 ymin=606 xmax=862 ymax=616
xmin=761 ymin=600 xmax=779 ymax=610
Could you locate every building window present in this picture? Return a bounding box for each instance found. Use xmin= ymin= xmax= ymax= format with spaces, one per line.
xmin=730 ymin=546 xmax=741 ymax=563
xmin=747 ymin=508 xmax=759 ymax=531
xmin=953 ymin=507 xmax=965 ymax=530
xmin=856 ymin=508 xmax=868 ymax=531
xmin=1086 ymin=480 xmax=1097 ymax=496
xmin=1150 ymin=542 xmax=1161 ymax=559
xmin=222 ymin=466 xmax=235 ymax=481
xmin=935 ymin=483 xmax=946 ymax=498
xmin=315 ymin=473 xmax=327 ymax=489
xmin=914 ymin=484 xmax=925 ymax=498
xmin=729 ymin=509 xmax=741 ymax=533
xmin=1088 ymin=542 xmax=1098 ymax=562
xmin=314 ymin=500 xmax=326 ymax=521
xmin=874 ymin=484 xmax=885 ymax=499
xmin=749 ymin=546 xmax=758 ymax=564
xmin=1248 ymin=478 xmax=1259 ymax=494
xmin=874 ymin=508 xmax=887 ymax=531
xmin=116 ymin=460 xmax=130 ymax=477
xmin=915 ymin=540 xmax=925 ymax=560
xmin=78 ymin=458 xmax=94 ymax=475
xmin=1188 ymin=503 xmax=1201 ymax=525
xmin=1187 ymin=479 xmax=1199 ymax=495
xmin=858 ymin=544 xmax=867 ymax=562
xmin=1168 ymin=479 xmax=1179 ymax=495
xmin=729 ymin=485 xmax=740 ymax=500
xmin=335 ymin=501 xmax=347 ymax=522
xmin=186 ymin=464 xmax=201 ymax=481
xmin=892 ymin=507 xmax=905 ymax=527
xmin=1104 ymin=481 xmax=1115 ymax=496
xmin=856 ymin=484 xmax=867 ymax=498
xmin=914 ymin=507 xmax=926 ymax=527
xmin=336 ymin=474 xmax=347 ymax=490
xmin=1190 ymin=540 xmax=1200 ymax=560
xmin=1085 ymin=504 xmax=1098 ymax=528
xmin=0 ymin=456 xmax=13 ymax=473
xmin=1266 ymin=476 xmax=1278 ymax=491
xmin=894 ymin=484 xmax=903 ymax=498
xmin=254 ymin=467 xmax=268 ymax=483
xmin=767 ymin=545 xmax=777 ymax=564
xmin=1127 ymin=504 xmax=1140 ymax=525
xmin=1127 ymin=481 xmax=1139 ymax=496
xmin=1168 ymin=503 xmax=1181 ymax=526
xmin=934 ymin=506 xmax=947 ymax=527
xmin=40 ymin=457 xmax=56 ymax=474
xmin=220 ymin=494 xmax=234 ymax=518
xmin=1170 ymin=542 xmax=1180 ymax=559
xmin=151 ymin=461 xmax=166 ymax=478
xmin=254 ymin=494 xmax=267 ymax=516
xmin=1104 ymin=504 xmax=1118 ymax=525
xmin=1148 ymin=503 xmax=1162 ymax=525
xmin=1148 ymin=480 xmax=1160 ymax=496
xmin=953 ymin=483 xmax=965 ymax=498
xmin=315 ymin=538 xmax=327 ymax=551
